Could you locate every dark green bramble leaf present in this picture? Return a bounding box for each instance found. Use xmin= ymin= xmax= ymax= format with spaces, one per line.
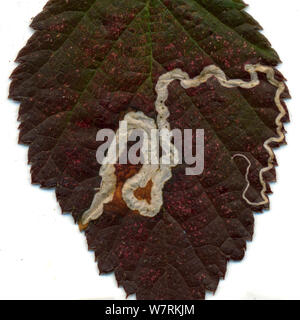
xmin=9 ymin=0 xmax=289 ymax=300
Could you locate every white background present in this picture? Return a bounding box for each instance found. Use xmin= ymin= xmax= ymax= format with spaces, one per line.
xmin=0 ymin=0 xmax=299 ymax=300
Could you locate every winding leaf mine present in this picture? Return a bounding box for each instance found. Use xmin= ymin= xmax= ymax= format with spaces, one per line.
xmin=10 ymin=0 xmax=290 ymax=300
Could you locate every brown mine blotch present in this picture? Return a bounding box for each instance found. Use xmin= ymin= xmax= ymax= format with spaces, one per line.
xmin=104 ymin=163 xmax=143 ymax=215
xmin=134 ymin=180 xmax=153 ymax=204
xmin=79 ymin=221 xmax=89 ymax=232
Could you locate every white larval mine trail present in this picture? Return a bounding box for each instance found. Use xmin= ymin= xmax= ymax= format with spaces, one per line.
xmin=81 ymin=64 xmax=286 ymax=225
